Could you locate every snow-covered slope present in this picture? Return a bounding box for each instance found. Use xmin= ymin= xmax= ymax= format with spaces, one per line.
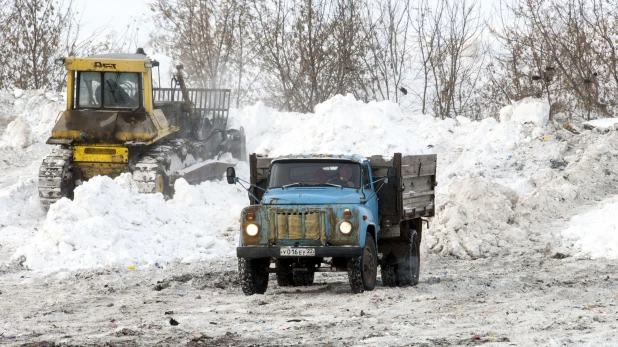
xmin=1 ymin=90 xmax=617 ymax=274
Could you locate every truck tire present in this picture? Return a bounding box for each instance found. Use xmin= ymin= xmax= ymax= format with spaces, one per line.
xmin=293 ymin=271 xmax=315 ymax=286
xmin=348 ymin=233 xmax=377 ymax=293
xmin=275 ymin=259 xmax=294 ymax=287
xmin=397 ymin=229 xmax=420 ymax=286
xmin=276 ymin=271 xmax=294 ymax=286
xmin=238 ymin=258 xmax=269 ymax=295
xmin=380 ymin=264 xmax=397 ymax=287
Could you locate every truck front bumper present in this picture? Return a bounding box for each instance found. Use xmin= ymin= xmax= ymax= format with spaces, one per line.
xmin=237 ymin=246 xmax=363 ymax=259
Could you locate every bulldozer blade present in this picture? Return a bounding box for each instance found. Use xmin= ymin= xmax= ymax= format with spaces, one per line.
xmin=173 ymin=161 xmax=233 ymax=184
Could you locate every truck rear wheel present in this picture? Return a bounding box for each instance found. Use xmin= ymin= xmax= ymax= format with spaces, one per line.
xmin=238 ymin=258 xmax=269 ymax=295
xmin=348 ymin=233 xmax=377 ymax=293
xmin=397 ymin=229 xmax=420 ymax=286
xmin=293 ymin=271 xmax=314 ymax=286
xmin=380 ymin=264 xmax=397 ymax=287
xmin=275 ymin=259 xmax=294 ymax=287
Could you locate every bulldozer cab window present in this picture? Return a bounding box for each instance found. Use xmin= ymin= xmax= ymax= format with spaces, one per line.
xmin=78 ymin=72 xmax=102 ymax=108
xmin=77 ymin=71 xmax=140 ymax=109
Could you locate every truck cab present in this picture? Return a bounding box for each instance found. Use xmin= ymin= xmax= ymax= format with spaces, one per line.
xmin=229 ymin=153 xmax=437 ymax=294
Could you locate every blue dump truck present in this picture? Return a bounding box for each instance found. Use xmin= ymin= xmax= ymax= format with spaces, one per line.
xmin=226 ymin=153 xmax=437 ymax=294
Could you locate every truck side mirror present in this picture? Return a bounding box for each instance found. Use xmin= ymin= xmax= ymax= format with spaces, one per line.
xmin=387 ymin=167 xmax=397 ymax=185
xmin=226 ymin=167 xmax=236 ymax=184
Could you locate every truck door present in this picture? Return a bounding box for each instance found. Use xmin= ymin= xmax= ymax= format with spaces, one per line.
xmin=362 ymin=162 xmax=379 ymax=222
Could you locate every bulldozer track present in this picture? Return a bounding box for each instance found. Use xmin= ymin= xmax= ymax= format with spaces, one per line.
xmin=132 ymin=140 xmax=187 ymax=195
xmin=38 ymin=147 xmax=74 ymax=209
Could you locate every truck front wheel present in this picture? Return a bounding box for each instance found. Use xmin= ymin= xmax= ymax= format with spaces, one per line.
xmin=348 ymin=233 xmax=377 ymax=293
xmin=397 ymin=229 xmax=420 ymax=286
xmin=238 ymin=258 xmax=270 ymax=295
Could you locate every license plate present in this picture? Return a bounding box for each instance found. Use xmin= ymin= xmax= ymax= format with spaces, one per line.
xmin=280 ymin=247 xmax=315 ymax=257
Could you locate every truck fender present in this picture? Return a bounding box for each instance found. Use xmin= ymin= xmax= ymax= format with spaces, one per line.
xmin=365 ymin=224 xmax=377 ymax=248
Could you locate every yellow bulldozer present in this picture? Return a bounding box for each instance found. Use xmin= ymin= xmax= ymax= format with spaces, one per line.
xmin=38 ymin=49 xmax=246 ymax=209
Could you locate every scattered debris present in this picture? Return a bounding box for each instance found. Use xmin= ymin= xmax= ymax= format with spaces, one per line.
xmin=169 ymin=318 xmax=179 ymax=326
xmin=563 ymin=122 xmax=580 ymax=134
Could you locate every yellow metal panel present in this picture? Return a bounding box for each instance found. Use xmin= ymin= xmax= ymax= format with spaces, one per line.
xmin=65 ymin=58 xmax=149 ymax=73
xmin=73 ymin=145 xmax=129 ymax=163
xmin=114 ymin=131 xmax=158 ymax=142
xmin=67 ymin=70 xmax=74 ymax=110
xmin=74 ymin=162 xmax=129 ymax=181
xmin=143 ymin=70 xmax=153 ymax=114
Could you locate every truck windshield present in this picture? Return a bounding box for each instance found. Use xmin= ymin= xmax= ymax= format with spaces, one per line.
xmin=77 ymin=71 xmax=140 ymax=109
xmin=269 ymin=160 xmax=361 ymax=189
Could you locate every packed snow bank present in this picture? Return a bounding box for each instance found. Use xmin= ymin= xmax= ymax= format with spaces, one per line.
xmin=584 ymin=118 xmax=618 ymax=129
xmin=424 ymin=174 xmax=525 ymax=258
xmin=560 ymin=196 xmax=618 ymax=259
xmin=11 ymin=173 xmax=248 ymax=272
xmin=500 ymin=97 xmax=550 ymax=126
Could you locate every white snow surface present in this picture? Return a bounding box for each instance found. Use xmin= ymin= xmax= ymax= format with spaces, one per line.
xmin=584 ymin=117 xmax=618 ymax=129
xmin=2 ymin=91 xmax=618 ymax=273
xmin=561 ymin=195 xmax=618 ymax=259
xmin=11 ymin=174 xmax=245 ymax=271
xmin=499 ymin=97 xmax=550 ymax=126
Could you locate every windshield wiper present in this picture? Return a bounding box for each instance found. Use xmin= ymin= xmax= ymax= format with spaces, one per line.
xmin=281 ymin=183 xmax=302 ymax=189
xmin=320 ymin=183 xmax=342 ymax=188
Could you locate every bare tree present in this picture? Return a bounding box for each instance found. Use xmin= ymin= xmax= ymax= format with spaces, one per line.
xmin=151 ymin=0 xmax=239 ymax=89
xmin=251 ymin=0 xmax=370 ymax=112
xmin=490 ymin=0 xmax=615 ymax=121
xmin=418 ymin=0 xmax=485 ymax=119
xmin=362 ymin=0 xmax=414 ymax=106
xmin=0 ymin=0 xmax=75 ymax=91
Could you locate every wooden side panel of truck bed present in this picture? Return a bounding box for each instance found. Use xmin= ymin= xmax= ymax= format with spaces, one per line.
xmin=368 ymin=153 xmax=437 ymax=231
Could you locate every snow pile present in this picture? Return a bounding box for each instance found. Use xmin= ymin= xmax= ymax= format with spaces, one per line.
xmin=519 ymin=131 xmax=618 ymax=225
xmin=3 ymin=90 xmax=618 ymax=271
xmin=11 ymin=173 xmax=248 ymax=272
xmin=235 ymin=94 xmax=429 ymax=157
xmin=561 ymin=196 xmax=618 ymax=259
xmin=584 ymin=118 xmax=618 ymax=130
xmin=424 ymin=174 xmax=525 ymax=258
xmin=0 ymin=89 xmax=63 ymax=146
xmin=499 ymin=97 xmax=550 ymax=126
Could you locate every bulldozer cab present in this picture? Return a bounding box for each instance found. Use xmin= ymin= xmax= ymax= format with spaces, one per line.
xmin=78 ymin=72 xmax=140 ymax=109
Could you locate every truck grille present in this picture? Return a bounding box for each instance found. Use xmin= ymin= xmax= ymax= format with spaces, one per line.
xmin=275 ymin=211 xmax=325 ymax=241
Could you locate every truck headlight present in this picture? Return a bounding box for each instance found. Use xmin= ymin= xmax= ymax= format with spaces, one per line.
xmin=245 ymin=223 xmax=259 ymax=236
xmin=339 ymin=221 xmax=352 ymax=234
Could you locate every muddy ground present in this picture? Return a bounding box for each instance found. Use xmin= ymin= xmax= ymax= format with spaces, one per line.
xmin=1 ymin=249 xmax=617 ymax=347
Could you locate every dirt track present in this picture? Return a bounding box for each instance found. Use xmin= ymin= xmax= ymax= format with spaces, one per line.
xmin=2 ymin=250 xmax=618 ymax=347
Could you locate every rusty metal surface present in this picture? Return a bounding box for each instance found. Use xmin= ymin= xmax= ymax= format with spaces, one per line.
xmin=173 ymin=161 xmax=230 ymax=184
xmin=240 ymin=205 xmax=362 ymax=247
xmin=272 ymin=153 xmax=366 ymax=164
xmin=74 ymin=162 xmax=128 ymax=181
xmin=50 ymin=110 xmax=158 ymax=143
